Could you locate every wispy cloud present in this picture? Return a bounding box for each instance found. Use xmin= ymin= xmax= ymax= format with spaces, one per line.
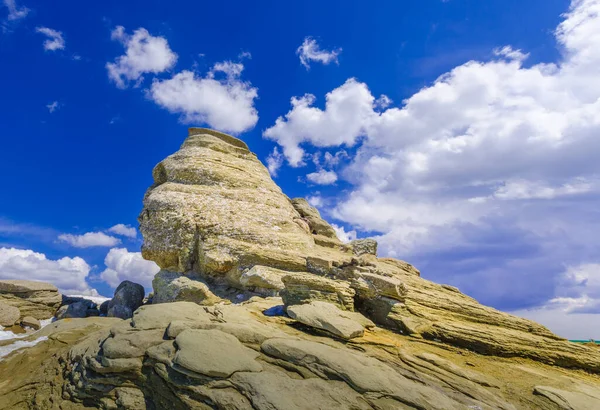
xmin=35 ymin=27 xmax=65 ymax=51
xmin=296 ymin=37 xmax=341 ymax=69
xmin=3 ymin=0 xmax=29 ymax=21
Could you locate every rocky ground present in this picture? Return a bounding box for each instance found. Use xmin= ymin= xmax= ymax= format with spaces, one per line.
xmin=1 ymin=128 xmax=599 ymax=409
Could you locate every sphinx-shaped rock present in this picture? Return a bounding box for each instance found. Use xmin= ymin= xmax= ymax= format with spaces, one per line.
xmin=139 ymin=128 xmax=316 ymax=280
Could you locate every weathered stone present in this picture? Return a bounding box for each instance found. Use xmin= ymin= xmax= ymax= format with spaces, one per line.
xmin=291 ymin=198 xmax=339 ymax=240
xmin=261 ymin=338 xmax=464 ymax=409
xmin=280 ymin=272 xmax=355 ymax=310
xmin=20 ymin=316 xmax=41 ymax=330
xmin=152 ymin=270 xmax=221 ymax=305
xmin=0 ymin=280 xmax=62 ymax=319
xmin=239 ymin=265 xmax=287 ymax=294
xmin=230 ymin=371 xmax=372 ymax=410
xmin=0 ymin=302 xmax=20 ymax=327
xmin=349 ymin=239 xmax=377 ymax=257
xmin=306 ymin=256 xmax=333 ymax=275
xmin=173 ymin=329 xmax=262 ymax=377
xmin=533 ymin=385 xmax=600 ymax=410
xmin=287 ymin=301 xmax=370 ymax=339
xmin=139 ymin=128 xmax=314 ymax=278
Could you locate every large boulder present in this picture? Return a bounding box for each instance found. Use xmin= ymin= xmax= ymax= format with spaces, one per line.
xmin=0 ymin=280 xmax=62 ymax=319
xmin=107 ymin=281 xmax=145 ymax=319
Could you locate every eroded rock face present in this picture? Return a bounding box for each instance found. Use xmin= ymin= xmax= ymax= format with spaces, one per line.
xmin=0 ymin=280 xmax=62 ymax=320
xmin=137 ymin=128 xmax=600 ymax=375
xmin=139 ymin=128 xmax=315 ymax=279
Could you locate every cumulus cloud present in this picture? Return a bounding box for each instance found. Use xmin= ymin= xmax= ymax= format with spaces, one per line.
xmin=0 ymin=247 xmax=97 ymax=295
xmin=107 ymin=26 xmax=178 ymax=88
xmin=264 ymin=0 xmax=600 ymax=337
xmin=264 ymin=79 xmax=374 ymax=166
xmin=296 ymin=37 xmax=341 ymax=69
xmin=149 ymin=61 xmax=258 ymax=134
xmin=331 ymin=224 xmax=357 ymax=243
xmin=3 ymin=0 xmax=28 ymax=21
xmin=100 ymin=248 xmax=160 ymax=289
xmin=306 ymin=169 xmax=338 ymax=185
xmin=35 ymin=27 xmax=65 ymax=51
xmin=108 ymin=224 xmax=137 ymax=238
xmin=58 ymin=232 xmax=121 ymax=248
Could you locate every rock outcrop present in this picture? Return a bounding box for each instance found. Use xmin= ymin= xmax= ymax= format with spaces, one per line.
xmin=2 ymin=128 xmax=600 ymax=410
xmin=138 ymin=128 xmax=600 ymax=375
xmin=0 ymin=280 xmax=62 ymax=320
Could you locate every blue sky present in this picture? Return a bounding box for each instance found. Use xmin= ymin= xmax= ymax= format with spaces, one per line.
xmin=2 ymin=0 xmax=600 ymax=338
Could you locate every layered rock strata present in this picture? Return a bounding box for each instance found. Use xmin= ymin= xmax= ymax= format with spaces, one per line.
xmin=139 ymin=128 xmax=600 ymax=374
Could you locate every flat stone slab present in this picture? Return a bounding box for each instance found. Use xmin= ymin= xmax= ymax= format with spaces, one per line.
xmin=286 ymin=301 xmax=370 ymax=339
xmin=174 ymin=329 xmax=262 ymax=377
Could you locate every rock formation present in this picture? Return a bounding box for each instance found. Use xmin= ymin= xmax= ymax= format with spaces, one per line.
xmin=0 ymin=280 xmax=62 ymax=320
xmin=1 ymin=128 xmax=600 ymax=410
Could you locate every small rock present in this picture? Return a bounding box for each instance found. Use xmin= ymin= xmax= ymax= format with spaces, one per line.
xmin=0 ymin=302 xmax=20 ymax=327
xmin=263 ymin=305 xmax=286 ymax=317
xmin=21 ymin=316 xmax=41 ymax=330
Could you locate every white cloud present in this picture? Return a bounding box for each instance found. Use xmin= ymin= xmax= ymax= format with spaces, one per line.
xmin=296 ymin=37 xmax=341 ymax=69
xmin=100 ymin=248 xmax=160 ymax=289
xmin=58 ymin=232 xmax=121 ymax=248
xmin=46 ymin=101 xmax=60 ymax=113
xmin=35 ymin=27 xmax=65 ymax=51
xmin=106 ymin=26 xmax=178 ymax=89
xmin=108 ymin=224 xmax=137 ymax=238
xmin=3 ymin=0 xmax=29 ymax=21
xmin=264 ymin=0 xmax=600 ymax=323
xmin=266 ymin=147 xmax=284 ymax=177
xmin=149 ymin=62 xmax=258 ymax=134
xmin=307 ymin=195 xmax=323 ymax=208
xmin=0 ymin=247 xmax=97 ymax=295
xmin=264 ymin=79 xmax=374 ymax=166
xmin=331 ymin=224 xmax=357 ymax=243
xmin=306 ymin=169 xmax=338 ymax=185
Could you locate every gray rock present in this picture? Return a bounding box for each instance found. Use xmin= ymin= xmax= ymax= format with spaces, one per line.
xmin=107 ymin=280 xmax=145 ymax=319
xmin=286 ymin=301 xmax=370 ymax=339
xmin=56 ymin=301 xmax=89 ymax=319
xmin=0 ymin=302 xmax=20 ymax=327
xmin=349 ymin=239 xmax=378 ymax=256
xmin=99 ymin=300 xmax=109 ymax=315
xmin=173 ymin=329 xmax=262 ymax=377
xmin=107 ymin=304 xmax=133 ymax=320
